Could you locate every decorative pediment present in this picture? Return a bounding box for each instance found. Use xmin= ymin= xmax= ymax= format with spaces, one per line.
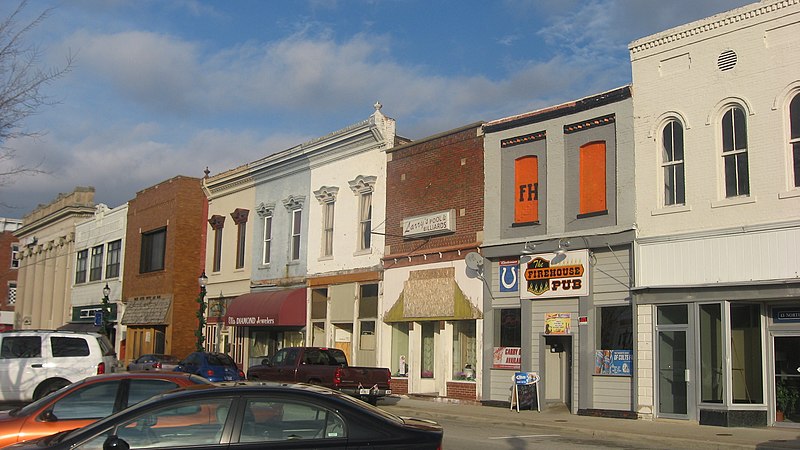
xmin=349 ymin=175 xmax=377 ymax=194
xmin=313 ymin=186 xmax=339 ymax=204
xmin=256 ymin=202 xmax=275 ymax=218
xmin=283 ymin=195 xmax=306 ymax=211
xmin=230 ymin=208 xmax=249 ymax=225
xmin=208 ymin=215 xmax=226 ymax=230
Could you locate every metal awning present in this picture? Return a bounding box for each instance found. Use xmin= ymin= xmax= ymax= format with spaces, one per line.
xmin=383 ymin=267 xmax=482 ymax=322
xmin=224 ymin=288 xmax=306 ymax=327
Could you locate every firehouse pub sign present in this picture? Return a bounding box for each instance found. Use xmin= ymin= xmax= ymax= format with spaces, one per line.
xmin=519 ymin=249 xmax=590 ymax=299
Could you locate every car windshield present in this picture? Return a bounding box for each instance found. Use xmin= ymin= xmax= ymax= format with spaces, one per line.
xmin=208 ymin=353 xmax=237 ymax=367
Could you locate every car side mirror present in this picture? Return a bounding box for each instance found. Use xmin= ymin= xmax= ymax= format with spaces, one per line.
xmin=40 ymin=410 xmax=57 ymax=422
xmin=103 ymin=436 xmax=130 ymax=450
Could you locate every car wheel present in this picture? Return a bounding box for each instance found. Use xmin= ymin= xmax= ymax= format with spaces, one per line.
xmin=33 ymin=379 xmax=70 ymax=400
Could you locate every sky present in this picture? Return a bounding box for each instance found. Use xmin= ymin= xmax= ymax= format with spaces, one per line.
xmin=0 ymin=0 xmax=753 ymax=220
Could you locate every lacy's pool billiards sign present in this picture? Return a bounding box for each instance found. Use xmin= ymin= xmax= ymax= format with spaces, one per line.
xmin=520 ymin=249 xmax=590 ymax=299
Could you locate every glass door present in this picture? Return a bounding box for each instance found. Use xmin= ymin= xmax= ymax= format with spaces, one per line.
xmin=774 ymin=336 xmax=800 ymax=425
xmin=656 ymin=305 xmax=692 ymax=419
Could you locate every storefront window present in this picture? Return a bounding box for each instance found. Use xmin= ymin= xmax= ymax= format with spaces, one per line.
xmin=452 ymin=321 xmax=476 ymax=381
xmin=390 ymin=323 xmax=409 ymax=377
xmin=731 ymin=304 xmax=763 ymax=404
xmin=421 ymin=322 xmax=435 ymax=378
xmin=493 ymin=308 xmax=521 ymax=370
xmin=699 ymin=303 xmax=723 ymax=403
xmin=595 ymin=305 xmax=633 ymax=376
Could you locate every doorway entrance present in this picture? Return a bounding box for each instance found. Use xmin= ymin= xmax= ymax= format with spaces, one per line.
xmin=656 ymin=305 xmax=693 ymax=419
xmin=774 ymin=336 xmax=800 ymax=425
xmin=543 ymin=335 xmax=572 ymax=410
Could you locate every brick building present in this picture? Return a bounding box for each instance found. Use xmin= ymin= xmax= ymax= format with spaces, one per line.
xmin=120 ymin=176 xmax=207 ymax=366
xmin=381 ymin=122 xmax=485 ymax=400
xmin=0 ymin=217 xmax=22 ymax=331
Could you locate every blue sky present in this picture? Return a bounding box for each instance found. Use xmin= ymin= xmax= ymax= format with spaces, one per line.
xmin=0 ymin=0 xmax=751 ymax=219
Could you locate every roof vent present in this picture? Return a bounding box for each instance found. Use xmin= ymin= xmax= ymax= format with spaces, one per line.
xmin=717 ymin=50 xmax=737 ymax=71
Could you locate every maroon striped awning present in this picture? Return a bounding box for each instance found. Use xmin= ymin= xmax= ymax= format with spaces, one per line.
xmin=224 ymin=288 xmax=306 ymax=327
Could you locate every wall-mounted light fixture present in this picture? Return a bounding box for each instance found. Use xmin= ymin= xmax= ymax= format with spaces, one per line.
xmin=552 ymin=239 xmax=570 ymax=264
xmin=520 ymin=242 xmax=536 ymax=255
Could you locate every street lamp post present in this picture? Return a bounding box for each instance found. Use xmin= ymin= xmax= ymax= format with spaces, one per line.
xmin=210 ymin=293 xmax=225 ymax=353
xmin=101 ymin=283 xmax=111 ymax=337
xmin=195 ymin=271 xmax=208 ymax=351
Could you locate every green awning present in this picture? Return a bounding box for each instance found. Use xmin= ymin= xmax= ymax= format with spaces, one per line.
xmin=383 ymin=267 xmax=482 ymax=322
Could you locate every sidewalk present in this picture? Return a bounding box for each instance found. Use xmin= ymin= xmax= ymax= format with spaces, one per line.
xmin=380 ymin=395 xmax=800 ymax=449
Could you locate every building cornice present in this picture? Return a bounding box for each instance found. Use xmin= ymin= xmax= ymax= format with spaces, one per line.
xmin=629 ymin=0 xmax=799 ymax=55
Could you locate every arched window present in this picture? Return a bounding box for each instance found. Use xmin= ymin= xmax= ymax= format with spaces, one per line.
xmin=790 ymin=93 xmax=800 ymax=188
xmin=721 ymin=106 xmax=749 ymax=197
xmin=661 ymin=120 xmax=685 ymax=205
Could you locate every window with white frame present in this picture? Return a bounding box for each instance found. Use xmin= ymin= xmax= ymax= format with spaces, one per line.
xmin=314 ymin=186 xmax=339 ymax=259
xmin=11 ymin=244 xmax=19 ymax=269
xmin=349 ymin=176 xmax=376 ymax=253
xmin=662 ymin=119 xmax=685 ymax=206
xmin=282 ymin=196 xmax=305 ymax=262
xmin=790 ymin=93 xmax=800 ymax=188
xmin=89 ymin=245 xmax=104 ymax=282
xmin=262 ymin=212 xmax=272 ymax=265
xmin=322 ymin=202 xmax=335 ymax=257
xmin=291 ymin=209 xmax=302 ymax=261
xmin=721 ymin=106 xmax=749 ymax=197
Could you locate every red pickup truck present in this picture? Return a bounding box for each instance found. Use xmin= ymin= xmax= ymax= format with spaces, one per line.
xmin=246 ymin=347 xmax=392 ymax=404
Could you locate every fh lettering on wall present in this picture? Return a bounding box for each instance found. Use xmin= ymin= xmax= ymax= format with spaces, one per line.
xmin=520 ymin=249 xmax=590 ymax=299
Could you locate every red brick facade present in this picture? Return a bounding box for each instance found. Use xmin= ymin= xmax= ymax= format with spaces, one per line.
xmin=0 ymin=229 xmax=19 ymax=331
xmin=122 ymin=176 xmax=207 ymax=363
xmin=384 ymin=123 xmax=485 ymax=265
xmin=446 ymin=381 xmax=477 ymax=401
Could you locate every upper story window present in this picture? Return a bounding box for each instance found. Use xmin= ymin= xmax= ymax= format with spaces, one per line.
xmin=283 ymin=195 xmax=305 ymax=262
xmin=75 ymin=249 xmax=88 ymax=284
xmin=208 ymin=215 xmax=225 ymax=273
xmin=514 ymin=156 xmax=539 ymax=224
xmin=721 ymin=106 xmax=749 ymax=197
xmin=291 ymin=209 xmax=302 ymax=261
xmin=349 ymin=176 xmax=376 ymax=252
xmin=230 ymin=209 xmax=249 ymax=270
xmin=662 ymin=120 xmax=685 ymax=206
xmin=105 ymin=240 xmax=121 ymax=279
xmin=257 ymin=202 xmax=275 ymax=265
xmin=140 ymin=227 xmax=166 ymax=273
xmin=11 ymin=244 xmax=19 ymax=269
xmin=579 ymin=141 xmax=607 ymax=216
xmin=314 ymin=186 xmax=339 ymax=259
xmin=790 ymin=93 xmax=800 ymax=188
xmin=89 ymin=245 xmax=104 ymax=282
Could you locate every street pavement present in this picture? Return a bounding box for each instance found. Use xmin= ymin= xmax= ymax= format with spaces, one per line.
xmin=380 ymin=395 xmax=800 ymax=450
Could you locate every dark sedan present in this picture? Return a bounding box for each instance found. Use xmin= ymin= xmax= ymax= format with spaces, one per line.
xmin=6 ymin=382 xmax=443 ymax=449
xmin=126 ymin=354 xmax=181 ymax=372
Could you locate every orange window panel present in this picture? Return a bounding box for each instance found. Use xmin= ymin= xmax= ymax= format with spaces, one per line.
xmin=579 ymin=142 xmax=606 ymax=214
xmin=514 ymin=156 xmax=539 ymax=223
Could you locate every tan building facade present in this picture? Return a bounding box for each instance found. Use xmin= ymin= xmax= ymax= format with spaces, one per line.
xmin=13 ymin=187 xmax=96 ymax=330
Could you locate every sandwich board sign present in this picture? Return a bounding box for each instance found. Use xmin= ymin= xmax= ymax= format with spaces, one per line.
xmin=510 ymin=372 xmax=540 ymax=412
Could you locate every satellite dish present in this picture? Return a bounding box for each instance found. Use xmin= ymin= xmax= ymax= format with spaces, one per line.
xmin=465 ymin=252 xmax=484 ymax=271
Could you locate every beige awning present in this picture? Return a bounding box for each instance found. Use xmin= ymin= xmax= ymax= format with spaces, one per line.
xmin=383 ymin=267 xmax=482 ymax=322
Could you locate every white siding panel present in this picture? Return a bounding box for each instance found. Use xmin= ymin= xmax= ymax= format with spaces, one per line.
xmin=638 ymin=226 xmax=800 ymax=286
xmin=593 ymin=376 xmax=633 ymax=410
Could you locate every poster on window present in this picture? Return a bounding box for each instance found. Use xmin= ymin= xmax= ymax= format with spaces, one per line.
xmin=520 ymin=249 xmax=589 ymax=299
xmin=594 ymin=350 xmax=633 ymax=376
xmin=492 ymin=347 xmax=521 ymax=370
xmin=544 ymin=313 xmax=571 ymax=335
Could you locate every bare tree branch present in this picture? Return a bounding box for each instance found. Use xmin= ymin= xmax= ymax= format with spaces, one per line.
xmin=0 ymin=0 xmax=72 ymax=188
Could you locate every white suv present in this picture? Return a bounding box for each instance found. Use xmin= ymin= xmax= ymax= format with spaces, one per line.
xmin=0 ymin=330 xmax=117 ymax=402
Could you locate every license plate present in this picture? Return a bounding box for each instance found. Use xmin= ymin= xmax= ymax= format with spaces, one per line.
xmin=386 ymin=390 xmax=391 ymax=395
xmin=359 ymin=388 xmax=370 ymax=395
xmin=225 ymin=376 xmax=234 ymax=381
